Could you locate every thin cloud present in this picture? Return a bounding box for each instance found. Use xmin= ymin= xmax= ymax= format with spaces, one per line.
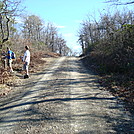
xmin=51 ymin=22 xmax=66 ymax=29
xmin=63 ymin=33 xmax=73 ymax=37
xmin=56 ymin=25 xmax=65 ymax=28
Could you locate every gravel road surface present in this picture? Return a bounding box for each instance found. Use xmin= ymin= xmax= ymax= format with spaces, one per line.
xmin=0 ymin=57 xmax=134 ymax=134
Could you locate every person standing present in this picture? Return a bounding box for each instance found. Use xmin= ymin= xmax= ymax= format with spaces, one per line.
xmin=23 ymin=46 xmax=30 ymax=79
xmin=7 ymin=47 xmax=14 ymax=72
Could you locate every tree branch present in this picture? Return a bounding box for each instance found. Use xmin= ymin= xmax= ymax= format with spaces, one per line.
xmin=105 ymin=0 xmax=134 ymax=5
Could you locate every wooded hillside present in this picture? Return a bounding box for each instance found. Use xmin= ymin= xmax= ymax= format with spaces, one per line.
xmin=78 ymin=9 xmax=134 ymax=111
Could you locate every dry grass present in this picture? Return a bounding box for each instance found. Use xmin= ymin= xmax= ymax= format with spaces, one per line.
xmin=81 ymin=55 xmax=134 ymax=113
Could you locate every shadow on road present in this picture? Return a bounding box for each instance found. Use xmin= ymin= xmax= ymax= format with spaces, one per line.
xmin=0 ymin=57 xmax=133 ymax=133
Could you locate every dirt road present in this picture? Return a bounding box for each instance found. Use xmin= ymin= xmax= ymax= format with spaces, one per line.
xmin=0 ymin=57 xmax=134 ymax=134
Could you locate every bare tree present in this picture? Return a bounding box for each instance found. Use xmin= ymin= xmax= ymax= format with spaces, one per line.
xmin=0 ymin=0 xmax=22 ymax=45
xmin=55 ymin=37 xmax=66 ymax=55
xmin=42 ymin=22 xmax=59 ymax=52
xmin=105 ymin=0 xmax=134 ymax=5
xmin=22 ymin=15 xmax=43 ymax=42
xmin=22 ymin=17 xmax=70 ymax=55
xmin=78 ymin=9 xmax=134 ymax=55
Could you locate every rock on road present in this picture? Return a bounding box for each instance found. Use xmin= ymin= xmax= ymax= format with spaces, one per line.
xmin=0 ymin=57 xmax=134 ymax=134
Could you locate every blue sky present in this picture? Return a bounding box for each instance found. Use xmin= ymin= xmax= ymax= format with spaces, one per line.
xmin=22 ymin=0 xmax=132 ymax=54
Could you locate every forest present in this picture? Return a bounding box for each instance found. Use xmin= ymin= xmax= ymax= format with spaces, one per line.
xmin=78 ymin=1 xmax=134 ymax=111
xmin=0 ymin=0 xmax=71 ymax=54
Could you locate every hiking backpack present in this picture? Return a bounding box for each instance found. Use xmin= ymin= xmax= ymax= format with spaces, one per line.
xmin=11 ymin=51 xmax=16 ymax=59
